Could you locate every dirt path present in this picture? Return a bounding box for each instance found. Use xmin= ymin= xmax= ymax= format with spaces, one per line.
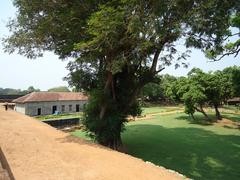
xmin=129 ymin=110 xmax=184 ymax=121
xmin=134 ymin=109 xmax=239 ymax=129
xmin=0 ymin=106 xmax=185 ymax=180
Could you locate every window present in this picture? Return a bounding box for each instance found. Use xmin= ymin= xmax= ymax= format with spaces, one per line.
xmin=37 ymin=108 xmax=41 ymax=115
xmin=69 ymin=105 xmax=72 ymax=112
xmin=61 ymin=105 xmax=65 ymax=112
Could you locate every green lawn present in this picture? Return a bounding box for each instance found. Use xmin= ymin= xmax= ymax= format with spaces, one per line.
xmin=71 ymin=130 xmax=93 ymax=141
xmin=36 ymin=112 xmax=83 ymax=120
xmin=71 ymin=108 xmax=240 ymax=180
xmin=122 ymin=113 xmax=240 ymax=180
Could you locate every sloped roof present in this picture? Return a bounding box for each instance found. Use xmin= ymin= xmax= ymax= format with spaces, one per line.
xmin=13 ymin=92 xmax=88 ymax=103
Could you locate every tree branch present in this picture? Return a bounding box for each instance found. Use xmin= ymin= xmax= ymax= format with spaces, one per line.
xmin=223 ymin=32 xmax=240 ymax=41
xmin=155 ymin=67 xmax=165 ymax=74
xmin=150 ymin=49 xmax=161 ymax=73
xmin=210 ymin=46 xmax=240 ymax=62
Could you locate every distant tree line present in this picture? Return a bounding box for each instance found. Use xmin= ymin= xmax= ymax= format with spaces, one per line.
xmin=0 ymin=86 xmax=40 ymax=95
xmin=142 ymin=66 xmax=240 ymax=121
xmin=0 ymin=86 xmax=71 ymax=95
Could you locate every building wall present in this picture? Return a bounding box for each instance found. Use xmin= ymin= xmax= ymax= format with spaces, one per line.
xmin=15 ymin=104 xmax=26 ymax=114
xmin=15 ymin=100 xmax=87 ymax=116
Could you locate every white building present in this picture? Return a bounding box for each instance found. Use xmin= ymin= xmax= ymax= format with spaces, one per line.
xmin=13 ymin=92 xmax=88 ymax=116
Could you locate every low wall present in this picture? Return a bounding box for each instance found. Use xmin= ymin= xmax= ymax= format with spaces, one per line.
xmin=42 ymin=118 xmax=80 ymax=128
xmin=0 ymin=147 xmax=15 ymax=180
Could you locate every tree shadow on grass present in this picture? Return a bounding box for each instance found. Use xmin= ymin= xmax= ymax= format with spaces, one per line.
xmin=56 ymin=134 xmax=117 ymax=152
xmin=175 ymin=114 xmax=215 ymax=126
xmin=175 ymin=113 xmax=240 ymax=127
xmin=122 ymin=124 xmax=240 ymax=180
xmin=222 ymin=114 xmax=240 ymax=123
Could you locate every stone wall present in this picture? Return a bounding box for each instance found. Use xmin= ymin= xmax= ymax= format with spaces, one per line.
xmin=15 ymin=104 xmax=26 ymax=114
xmin=0 ymin=147 xmax=14 ymax=180
xmin=42 ymin=118 xmax=80 ymax=128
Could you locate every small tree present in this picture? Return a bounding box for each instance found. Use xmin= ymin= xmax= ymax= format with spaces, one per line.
xmin=178 ymin=68 xmax=232 ymax=121
xmin=175 ymin=71 xmax=210 ymax=121
xmin=204 ymin=71 xmax=232 ymax=120
xmin=183 ymin=85 xmax=209 ymax=121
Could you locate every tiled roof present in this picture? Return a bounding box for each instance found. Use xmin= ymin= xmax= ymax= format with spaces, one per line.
xmin=13 ymin=92 xmax=88 ymax=103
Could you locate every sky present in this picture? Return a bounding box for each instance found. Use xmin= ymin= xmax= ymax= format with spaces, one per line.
xmin=0 ymin=0 xmax=239 ymax=91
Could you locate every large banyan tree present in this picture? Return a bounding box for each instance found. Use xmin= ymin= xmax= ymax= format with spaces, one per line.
xmin=3 ymin=0 xmax=239 ymax=149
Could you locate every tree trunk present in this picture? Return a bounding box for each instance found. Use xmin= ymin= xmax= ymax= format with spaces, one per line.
xmin=101 ymin=125 xmax=125 ymax=152
xmin=98 ymin=71 xmax=124 ymax=151
xmin=99 ymin=71 xmax=113 ymax=119
xmin=195 ymin=106 xmax=211 ymax=121
xmin=200 ymin=106 xmax=211 ymax=121
xmin=214 ymin=104 xmax=222 ymax=120
xmin=202 ymin=110 xmax=211 ymax=121
xmin=190 ymin=113 xmax=196 ymax=121
xmin=108 ymin=135 xmax=123 ymax=151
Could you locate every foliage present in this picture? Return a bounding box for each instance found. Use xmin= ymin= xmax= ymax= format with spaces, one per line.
xmin=161 ymin=75 xmax=179 ymax=102
xmin=3 ymin=0 xmax=239 ymax=149
xmin=0 ymin=86 xmax=40 ymax=95
xmin=141 ymin=76 xmax=163 ymax=101
xmin=0 ymin=88 xmax=22 ymax=95
xmin=205 ymin=13 xmax=240 ymax=61
xmin=165 ymin=68 xmax=234 ymax=120
xmin=182 ymin=84 xmax=207 ymax=118
xmin=48 ymin=86 xmax=70 ymax=92
xmin=20 ymin=86 xmax=40 ymax=95
xmin=64 ymin=62 xmax=98 ymax=92
xmin=82 ymin=90 xmax=130 ymax=147
xmin=222 ymin=66 xmax=240 ymax=97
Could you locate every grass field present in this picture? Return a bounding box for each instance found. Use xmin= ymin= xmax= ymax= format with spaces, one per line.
xmin=72 ymin=106 xmax=240 ymax=180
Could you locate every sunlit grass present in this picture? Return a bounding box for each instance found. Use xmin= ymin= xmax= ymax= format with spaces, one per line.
xmin=72 ymin=106 xmax=240 ymax=180
xmin=142 ymin=106 xmax=183 ymax=115
xmin=122 ymin=113 xmax=240 ymax=180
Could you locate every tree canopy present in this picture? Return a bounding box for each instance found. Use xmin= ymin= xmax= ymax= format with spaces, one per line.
xmin=223 ymin=66 xmax=240 ymax=97
xmin=163 ymin=67 xmax=237 ymax=121
xmin=48 ymin=86 xmax=70 ymax=92
xmin=3 ymin=0 xmax=239 ymax=149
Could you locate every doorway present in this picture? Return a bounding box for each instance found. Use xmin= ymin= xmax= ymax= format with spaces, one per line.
xmin=52 ymin=105 xmax=57 ymax=114
xmin=76 ymin=104 xmax=80 ymax=112
xmin=37 ymin=108 xmax=41 ymax=115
